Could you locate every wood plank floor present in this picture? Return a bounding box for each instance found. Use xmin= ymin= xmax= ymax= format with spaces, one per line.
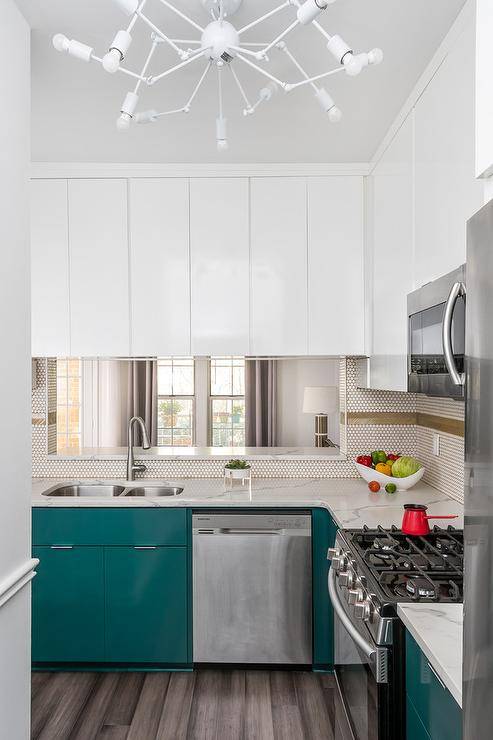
xmin=31 ymin=670 xmax=353 ymax=740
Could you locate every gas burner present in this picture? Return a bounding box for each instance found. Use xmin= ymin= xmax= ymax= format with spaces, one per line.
xmin=405 ymin=576 xmax=436 ymax=599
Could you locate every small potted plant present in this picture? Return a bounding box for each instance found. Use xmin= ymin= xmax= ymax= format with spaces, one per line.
xmin=224 ymin=458 xmax=251 ymax=480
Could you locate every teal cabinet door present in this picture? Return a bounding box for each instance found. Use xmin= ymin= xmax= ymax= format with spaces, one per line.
xmin=406 ymin=631 xmax=462 ymax=740
xmin=32 ymin=546 xmax=104 ymax=662
xmin=104 ymin=546 xmax=188 ymax=664
xmin=312 ymin=508 xmax=338 ymax=668
xmin=407 ymin=697 xmax=432 ymax=740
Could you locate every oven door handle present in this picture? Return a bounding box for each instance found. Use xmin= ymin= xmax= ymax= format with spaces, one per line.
xmin=328 ymin=567 xmax=388 ymax=683
xmin=442 ymin=280 xmax=465 ymax=386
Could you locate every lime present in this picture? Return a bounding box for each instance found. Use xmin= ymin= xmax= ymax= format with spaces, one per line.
xmin=385 ymin=482 xmax=397 ymax=494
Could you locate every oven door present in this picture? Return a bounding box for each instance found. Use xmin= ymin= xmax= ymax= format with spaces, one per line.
xmin=328 ymin=568 xmax=392 ymax=740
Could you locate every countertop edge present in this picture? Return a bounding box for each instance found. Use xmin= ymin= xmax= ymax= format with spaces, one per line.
xmin=397 ymin=603 xmax=463 ymax=708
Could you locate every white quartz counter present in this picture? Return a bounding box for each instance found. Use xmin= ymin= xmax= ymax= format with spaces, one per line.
xmin=32 ymin=477 xmax=464 ymax=530
xmin=398 ymin=603 xmax=463 ymax=707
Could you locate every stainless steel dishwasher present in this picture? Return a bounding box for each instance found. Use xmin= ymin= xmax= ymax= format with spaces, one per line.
xmin=192 ymin=511 xmax=312 ymax=665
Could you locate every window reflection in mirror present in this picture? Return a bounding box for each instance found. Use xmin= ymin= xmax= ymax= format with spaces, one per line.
xmin=49 ymin=356 xmax=340 ymax=457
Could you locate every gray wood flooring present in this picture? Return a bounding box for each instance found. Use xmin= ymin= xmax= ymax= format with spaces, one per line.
xmin=31 ymin=670 xmax=353 ymax=740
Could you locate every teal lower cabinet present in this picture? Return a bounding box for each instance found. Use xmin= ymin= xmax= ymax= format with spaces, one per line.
xmin=105 ymin=546 xmax=188 ymax=664
xmin=406 ymin=631 xmax=462 ymax=740
xmin=32 ymin=545 xmax=105 ymax=663
xmin=312 ymin=507 xmax=337 ymax=669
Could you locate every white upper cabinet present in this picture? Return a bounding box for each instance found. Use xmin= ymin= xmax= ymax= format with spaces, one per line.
xmin=476 ymin=0 xmax=493 ymax=179
xmin=30 ymin=179 xmax=70 ymax=356
xmin=250 ymin=177 xmax=307 ymax=356
xmin=369 ymin=117 xmax=414 ymax=391
xmin=308 ymin=177 xmax=364 ymax=356
xmin=190 ymin=178 xmax=249 ymax=356
xmin=129 ymin=179 xmax=190 ymax=356
xmin=414 ymin=17 xmax=483 ymax=288
xmin=68 ymin=179 xmax=130 ymax=356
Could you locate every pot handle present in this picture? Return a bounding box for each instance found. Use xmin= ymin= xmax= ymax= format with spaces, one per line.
xmin=424 ymin=515 xmax=458 ymax=520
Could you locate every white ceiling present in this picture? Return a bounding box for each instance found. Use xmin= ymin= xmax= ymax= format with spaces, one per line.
xmin=18 ymin=0 xmax=465 ymax=163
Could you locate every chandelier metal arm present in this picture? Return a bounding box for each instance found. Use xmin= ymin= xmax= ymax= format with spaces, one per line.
xmin=133 ymin=37 xmax=159 ymax=92
xmin=236 ymin=52 xmax=287 ymax=88
xmin=284 ymin=64 xmax=344 ymax=91
xmin=149 ymin=47 xmax=209 ymax=84
xmin=184 ymin=61 xmax=212 ymax=109
xmin=155 ymin=0 xmax=204 ymax=32
xmin=279 ymin=42 xmax=319 ymax=92
xmin=256 ymin=18 xmax=299 ymax=58
xmin=136 ymin=10 xmax=187 ymax=57
xmin=238 ymin=0 xmax=292 ymax=35
xmin=229 ymin=64 xmax=252 ymax=112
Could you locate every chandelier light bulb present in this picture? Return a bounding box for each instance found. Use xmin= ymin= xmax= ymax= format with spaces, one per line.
xmin=217 ymin=138 xmax=229 ymax=151
xmin=52 ymin=33 xmax=69 ymax=53
xmin=328 ymin=105 xmax=342 ymax=123
xmin=116 ymin=113 xmax=131 ymax=131
xmin=368 ymin=47 xmax=384 ymax=65
xmin=103 ymin=48 xmax=122 ymax=73
xmin=135 ymin=109 xmax=158 ymax=124
xmin=344 ymin=53 xmax=364 ymax=76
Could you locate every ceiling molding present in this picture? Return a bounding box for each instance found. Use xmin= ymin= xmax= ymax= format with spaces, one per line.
xmin=30 ymin=161 xmax=371 ymax=179
xmin=369 ymin=0 xmax=474 ymax=173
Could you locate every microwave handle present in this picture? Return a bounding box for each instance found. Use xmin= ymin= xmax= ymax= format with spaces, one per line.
xmin=442 ymin=281 xmax=466 ymax=386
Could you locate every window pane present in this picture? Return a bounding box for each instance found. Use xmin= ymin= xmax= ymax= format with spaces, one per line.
xmin=232 ymin=364 xmax=245 ymax=395
xmin=232 ymin=427 xmax=245 ymax=446
xmin=210 ymin=364 xmax=232 ymax=396
xmin=173 ymin=365 xmax=194 ymax=395
xmin=158 ymin=364 xmax=172 ymax=395
xmin=57 ymin=377 xmax=67 ymax=405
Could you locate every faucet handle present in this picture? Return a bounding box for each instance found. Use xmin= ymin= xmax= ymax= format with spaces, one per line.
xmin=132 ymin=463 xmax=147 ymax=474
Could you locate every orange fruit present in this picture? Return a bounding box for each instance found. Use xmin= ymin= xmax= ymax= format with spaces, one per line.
xmin=375 ymin=463 xmax=392 ymax=476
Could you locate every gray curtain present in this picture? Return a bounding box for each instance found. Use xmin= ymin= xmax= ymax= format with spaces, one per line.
xmin=245 ymin=360 xmax=278 ymax=447
xmin=126 ymin=359 xmax=158 ymax=446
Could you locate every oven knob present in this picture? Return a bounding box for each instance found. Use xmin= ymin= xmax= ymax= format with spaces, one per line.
xmin=327 ymin=547 xmax=341 ymax=561
xmin=348 ymin=587 xmax=364 ymax=605
xmin=339 ymin=570 xmax=355 ymax=588
xmin=354 ymin=599 xmax=372 ymax=622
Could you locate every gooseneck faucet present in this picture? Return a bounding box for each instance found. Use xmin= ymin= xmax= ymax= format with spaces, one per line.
xmin=126 ymin=416 xmax=151 ymax=481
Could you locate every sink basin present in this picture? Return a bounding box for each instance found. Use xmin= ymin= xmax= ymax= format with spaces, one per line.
xmin=122 ymin=486 xmax=184 ymax=497
xmin=43 ymin=484 xmax=126 ymax=497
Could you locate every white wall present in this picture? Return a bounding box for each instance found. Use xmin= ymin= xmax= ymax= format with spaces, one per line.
xmin=0 ymin=2 xmax=32 ymax=738
xmin=277 ymin=359 xmax=340 ymax=447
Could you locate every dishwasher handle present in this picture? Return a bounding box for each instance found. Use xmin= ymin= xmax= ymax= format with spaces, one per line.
xmin=195 ymin=527 xmax=311 ymax=536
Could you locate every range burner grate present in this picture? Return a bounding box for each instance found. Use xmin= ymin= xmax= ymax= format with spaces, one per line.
xmin=344 ymin=525 xmax=463 ymax=603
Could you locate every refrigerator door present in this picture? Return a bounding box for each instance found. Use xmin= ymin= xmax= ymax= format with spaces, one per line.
xmin=464 ymin=199 xmax=493 ymax=737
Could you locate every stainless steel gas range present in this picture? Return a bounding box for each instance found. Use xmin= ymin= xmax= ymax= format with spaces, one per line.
xmin=328 ymin=526 xmax=463 ymax=740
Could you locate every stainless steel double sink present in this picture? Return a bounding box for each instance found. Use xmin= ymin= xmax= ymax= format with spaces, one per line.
xmin=42 ymin=484 xmax=184 ymax=498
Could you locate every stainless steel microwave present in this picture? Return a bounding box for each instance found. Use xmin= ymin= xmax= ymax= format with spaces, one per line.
xmin=407 ymin=264 xmax=466 ymax=398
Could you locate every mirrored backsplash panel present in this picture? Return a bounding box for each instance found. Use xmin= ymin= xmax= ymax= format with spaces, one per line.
xmin=35 ymin=356 xmax=342 ymax=459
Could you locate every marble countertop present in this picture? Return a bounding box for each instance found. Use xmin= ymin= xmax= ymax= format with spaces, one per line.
xmin=51 ymin=446 xmax=346 ymax=461
xmin=398 ymin=603 xmax=463 ymax=707
xmin=32 ymin=477 xmax=464 ymax=530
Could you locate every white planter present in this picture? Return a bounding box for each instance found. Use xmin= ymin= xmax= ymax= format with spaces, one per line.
xmin=224 ymin=467 xmax=251 ymax=480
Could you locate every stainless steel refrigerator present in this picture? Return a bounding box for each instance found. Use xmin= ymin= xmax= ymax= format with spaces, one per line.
xmin=463 ymin=198 xmax=493 ymax=737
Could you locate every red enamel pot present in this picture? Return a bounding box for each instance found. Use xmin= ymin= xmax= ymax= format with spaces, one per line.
xmin=401 ymin=504 xmax=458 ymax=536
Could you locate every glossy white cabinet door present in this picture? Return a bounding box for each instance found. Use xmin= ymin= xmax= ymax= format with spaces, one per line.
xmin=369 ymin=117 xmax=414 ymax=391
xmin=190 ymin=178 xmax=249 ymax=355
xmin=130 ymin=179 xmax=190 ymax=356
xmin=308 ymin=176 xmax=364 ymax=355
xmin=250 ymin=177 xmax=307 ymax=356
xmin=30 ymin=179 xmax=70 ymax=356
xmin=476 ymin=0 xmax=493 ymax=179
xmin=68 ymin=179 xmax=130 ymax=356
xmin=414 ymin=17 xmax=483 ymax=288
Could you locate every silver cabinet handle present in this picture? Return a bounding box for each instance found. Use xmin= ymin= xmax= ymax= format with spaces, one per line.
xmin=328 ymin=567 xmax=388 ymax=684
xmin=442 ymin=280 xmax=465 ymax=386
xmin=50 ymin=545 xmax=73 ymax=550
xmin=428 ymin=661 xmax=446 ymax=690
xmin=133 ymin=546 xmax=157 ymax=550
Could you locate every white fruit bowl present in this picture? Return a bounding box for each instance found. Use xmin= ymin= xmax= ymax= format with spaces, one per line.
xmin=355 ymin=462 xmax=425 ymax=491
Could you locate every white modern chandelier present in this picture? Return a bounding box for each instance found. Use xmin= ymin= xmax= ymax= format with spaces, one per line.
xmin=53 ymin=0 xmax=383 ymax=150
